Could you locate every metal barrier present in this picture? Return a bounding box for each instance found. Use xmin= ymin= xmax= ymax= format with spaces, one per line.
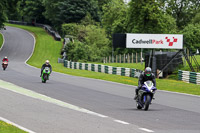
xmin=8 ymin=20 xmax=61 ymax=41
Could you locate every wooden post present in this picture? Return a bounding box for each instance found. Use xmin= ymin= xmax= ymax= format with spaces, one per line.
xmin=128 ymin=53 xmax=130 ymax=63
xmin=116 ymin=55 xmax=118 ymax=63
xmin=105 ymin=57 xmax=107 ymax=63
xmin=124 ymin=54 xmax=125 ymax=63
xmin=132 ymin=53 xmax=134 ymax=63
xmin=136 ymin=52 xmax=138 ymax=64
xmin=120 ymin=54 xmax=121 ymax=63
xmin=109 ymin=56 xmax=111 ymax=63
xmin=141 ymin=50 xmax=143 ymax=64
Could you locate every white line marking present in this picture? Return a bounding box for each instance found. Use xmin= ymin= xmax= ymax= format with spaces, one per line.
xmin=0 ymin=80 xmax=108 ymax=118
xmin=0 ymin=116 xmax=36 ymax=133
xmin=114 ymin=120 xmax=130 ymax=125
xmin=139 ymin=128 xmax=154 ymax=132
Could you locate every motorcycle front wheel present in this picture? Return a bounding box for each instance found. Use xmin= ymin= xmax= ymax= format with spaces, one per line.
xmin=144 ymin=95 xmax=151 ymax=111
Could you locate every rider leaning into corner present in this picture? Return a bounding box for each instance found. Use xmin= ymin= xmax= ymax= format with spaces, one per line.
xmin=134 ymin=67 xmax=156 ymax=100
xmin=40 ymin=60 xmax=52 ymax=77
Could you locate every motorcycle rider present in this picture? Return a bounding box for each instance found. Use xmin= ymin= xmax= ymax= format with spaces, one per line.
xmin=134 ymin=67 xmax=156 ymax=100
xmin=40 ymin=60 xmax=52 ymax=77
xmin=2 ymin=56 xmax=8 ymax=62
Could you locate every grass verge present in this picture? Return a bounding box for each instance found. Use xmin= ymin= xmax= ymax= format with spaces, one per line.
xmin=0 ymin=32 xmax=3 ymax=48
xmin=5 ymin=23 xmax=200 ymax=96
xmin=0 ymin=120 xmax=27 ymax=133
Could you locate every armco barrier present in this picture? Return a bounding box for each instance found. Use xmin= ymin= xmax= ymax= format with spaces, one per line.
xmin=59 ymin=59 xmax=142 ymax=78
xmin=178 ymin=70 xmax=200 ymax=85
xmin=8 ymin=20 xmax=61 ymax=41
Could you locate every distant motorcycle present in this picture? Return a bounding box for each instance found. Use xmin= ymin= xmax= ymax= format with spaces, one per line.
xmin=136 ymin=81 xmax=157 ymax=111
xmin=2 ymin=61 xmax=8 ymax=70
xmin=41 ymin=67 xmax=51 ymax=83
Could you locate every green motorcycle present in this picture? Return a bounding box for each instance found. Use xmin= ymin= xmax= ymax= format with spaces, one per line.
xmin=41 ymin=67 xmax=51 ymax=83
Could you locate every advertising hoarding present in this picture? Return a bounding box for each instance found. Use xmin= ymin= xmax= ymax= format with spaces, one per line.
xmin=126 ymin=33 xmax=183 ymax=49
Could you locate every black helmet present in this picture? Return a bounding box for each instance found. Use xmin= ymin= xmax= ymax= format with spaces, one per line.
xmin=145 ymin=67 xmax=151 ymax=76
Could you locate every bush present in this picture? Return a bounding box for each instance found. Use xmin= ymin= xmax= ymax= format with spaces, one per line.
xmin=62 ymin=23 xmax=110 ymax=62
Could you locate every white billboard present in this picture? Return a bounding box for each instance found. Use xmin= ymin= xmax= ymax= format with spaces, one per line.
xmin=126 ymin=33 xmax=183 ymax=49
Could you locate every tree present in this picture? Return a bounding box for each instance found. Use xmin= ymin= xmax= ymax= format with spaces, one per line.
xmin=102 ymin=0 xmax=128 ymax=37
xmin=23 ymin=0 xmax=46 ymax=23
xmin=5 ymin=0 xmax=21 ymax=20
xmin=62 ymin=23 xmax=110 ymax=62
xmin=192 ymin=12 xmax=200 ymax=24
xmin=181 ymin=23 xmax=200 ymax=53
xmin=43 ymin=0 xmax=100 ymax=29
xmin=0 ymin=0 xmax=7 ymax=29
xmin=126 ymin=0 xmax=177 ymax=34
xmin=160 ymin=0 xmax=200 ymax=29
xmin=95 ymin=0 xmax=111 ymax=11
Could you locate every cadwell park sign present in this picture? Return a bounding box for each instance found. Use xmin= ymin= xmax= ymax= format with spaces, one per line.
xmin=126 ymin=33 xmax=183 ymax=49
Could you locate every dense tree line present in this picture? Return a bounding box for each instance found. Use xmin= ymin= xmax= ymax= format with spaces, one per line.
xmin=0 ymin=0 xmax=200 ymax=61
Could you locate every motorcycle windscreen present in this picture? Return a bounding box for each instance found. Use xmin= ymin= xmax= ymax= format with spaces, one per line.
xmin=145 ymin=81 xmax=153 ymax=87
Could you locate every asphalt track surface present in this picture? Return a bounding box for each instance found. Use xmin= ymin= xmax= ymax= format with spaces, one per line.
xmin=0 ymin=26 xmax=200 ymax=133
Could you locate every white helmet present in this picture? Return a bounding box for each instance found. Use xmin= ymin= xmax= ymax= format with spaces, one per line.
xmin=45 ymin=60 xmax=49 ymax=64
xmin=5 ymin=56 xmax=7 ymax=59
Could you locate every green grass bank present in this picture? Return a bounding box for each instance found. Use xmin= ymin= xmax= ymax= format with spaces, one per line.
xmin=0 ymin=120 xmax=27 ymax=133
xmin=5 ymin=23 xmax=200 ymax=96
xmin=0 ymin=32 xmax=3 ymax=48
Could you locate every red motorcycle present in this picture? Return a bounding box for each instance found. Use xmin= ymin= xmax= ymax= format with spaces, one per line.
xmin=2 ymin=61 xmax=8 ymax=70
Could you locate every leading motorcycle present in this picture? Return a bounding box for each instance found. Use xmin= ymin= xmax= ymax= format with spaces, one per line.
xmin=136 ymin=80 xmax=157 ymax=111
xmin=2 ymin=61 xmax=8 ymax=70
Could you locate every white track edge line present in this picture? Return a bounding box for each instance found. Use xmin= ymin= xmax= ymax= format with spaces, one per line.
xmin=114 ymin=120 xmax=129 ymax=125
xmin=0 ymin=116 xmax=36 ymax=133
xmin=139 ymin=128 xmax=154 ymax=132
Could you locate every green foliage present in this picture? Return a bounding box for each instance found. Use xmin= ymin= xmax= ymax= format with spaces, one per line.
xmin=23 ymin=0 xmax=46 ymax=23
xmin=0 ymin=0 xmax=7 ymax=29
xmin=181 ymin=23 xmax=200 ymax=52
xmin=126 ymin=0 xmax=177 ymax=34
xmin=102 ymin=0 xmax=127 ymax=36
xmin=62 ymin=23 xmax=110 ymax=62
xmin=65 ymin=41 xmax=89 ymax=62
xmin=4 ymin=0 xmax=21 ymax=20
xmin=162 ymin=0 xmax=200 ymax=29
xmin=96 ymin=0 xmax=111 ymax=11
xmin=43 ymin=0 xmax=100 ymax=29
xmin=80 ymin=13 xmax=98 ymax=26
xmin=62 ymin=23 xmax=83 ymax=37
xmin=192 ymin=12 xmax=200 ymax=24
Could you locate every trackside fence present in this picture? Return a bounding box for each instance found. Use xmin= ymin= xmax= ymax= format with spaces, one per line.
xmin=178 ymin=70 xmax=200 ymax=85
xmin=61 ymin=59 xmax=142 ymax=78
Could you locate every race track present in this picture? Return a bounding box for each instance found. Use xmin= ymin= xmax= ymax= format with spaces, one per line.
xmin=0 ymin=26 xmax=200 ymax=133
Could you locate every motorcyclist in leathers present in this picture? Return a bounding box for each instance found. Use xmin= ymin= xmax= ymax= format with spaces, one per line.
xmin=134 ymin=67 xmax=156 ymax=100
xmin=40 ymin=60 xmax=52 ymax=77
